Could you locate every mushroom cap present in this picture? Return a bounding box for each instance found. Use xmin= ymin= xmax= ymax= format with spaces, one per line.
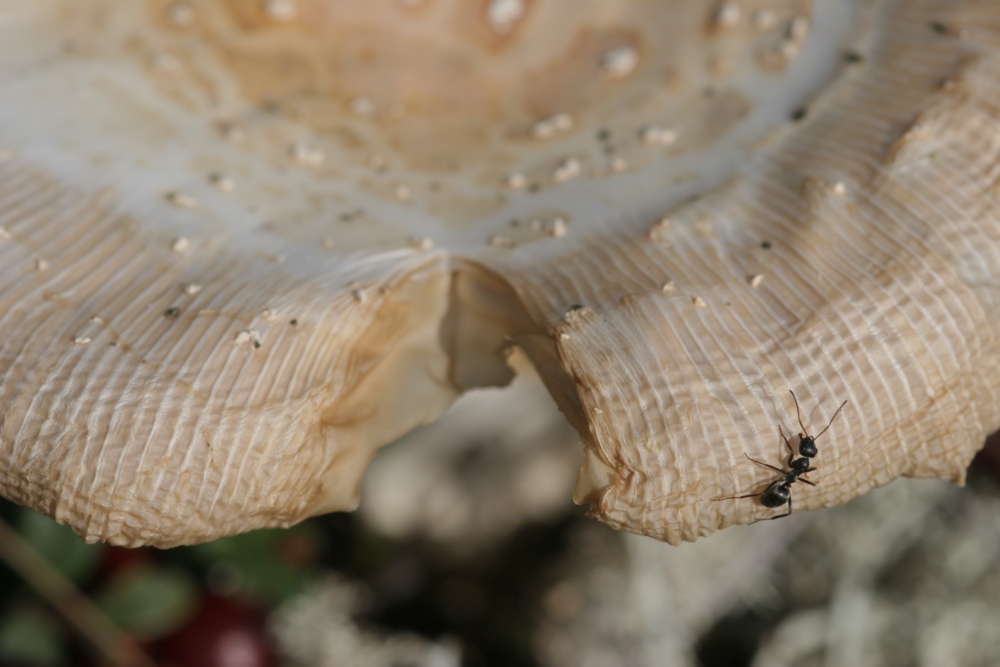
xmin=0 ymin=0 xmax=998 ymax=546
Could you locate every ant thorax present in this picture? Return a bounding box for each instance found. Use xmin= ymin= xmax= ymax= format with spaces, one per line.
xmin=790 ymin=457 xmax=811 ymax=473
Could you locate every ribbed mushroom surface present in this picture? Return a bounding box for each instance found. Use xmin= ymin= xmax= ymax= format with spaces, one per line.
xmin=0 ymin=0 xmax=997 ymax=546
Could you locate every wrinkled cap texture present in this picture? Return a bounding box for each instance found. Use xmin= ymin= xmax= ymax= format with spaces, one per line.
xmin=0 ymin=0 xmax=998 ymax=547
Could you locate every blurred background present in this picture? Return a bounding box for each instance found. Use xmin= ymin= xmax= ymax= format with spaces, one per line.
xmin=2 ymin=359 xmax=1000 ymax=667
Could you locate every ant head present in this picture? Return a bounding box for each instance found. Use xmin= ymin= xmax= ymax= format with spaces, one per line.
xmin=798 ymin=436 xmax=817 ymax=458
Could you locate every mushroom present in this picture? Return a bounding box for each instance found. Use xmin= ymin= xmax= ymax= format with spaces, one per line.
xmin=0 ymin=1 xmax=998 ymax=548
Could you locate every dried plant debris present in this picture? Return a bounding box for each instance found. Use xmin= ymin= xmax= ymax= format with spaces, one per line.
xmin=271 ymin=577 xmax=461 ymax=667
xmin=533 ymin=474 xmax=1000 ymax=667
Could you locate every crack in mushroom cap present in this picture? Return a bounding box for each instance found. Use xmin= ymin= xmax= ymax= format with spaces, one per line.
xmin=0 ymin=0 xmax=998 ymax=546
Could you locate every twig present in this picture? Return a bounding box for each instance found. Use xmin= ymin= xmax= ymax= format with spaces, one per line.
xmin=0 ymin=515 xmax=156 ymax=667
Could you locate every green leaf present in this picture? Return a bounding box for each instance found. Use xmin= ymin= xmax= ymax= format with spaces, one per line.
xmin=95 ymin=567 xmax=197 ymax=640
xmin=186 ymin=524 xmax=319 ymax=604
xmin=16 ymin=507 xmax=104 ymax=584
xmin=0 ymin=607 xmax=65 ymax=666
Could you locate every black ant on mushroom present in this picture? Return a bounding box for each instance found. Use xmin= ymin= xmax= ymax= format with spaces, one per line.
xmin=714 ymin=390 xmax=848 ymax=520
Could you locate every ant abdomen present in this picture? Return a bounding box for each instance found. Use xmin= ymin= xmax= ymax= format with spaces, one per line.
xmin=762 ymin=485 xmax=790 ymax=507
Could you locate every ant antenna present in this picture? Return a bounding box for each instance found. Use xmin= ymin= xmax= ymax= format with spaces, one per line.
xmin=813 ymin=399 xmax=849 ymax=440
xmin=788 ymin=390 xmax=848 ymax=440
xmin=790 ymin=389 xmax=807 ymax=435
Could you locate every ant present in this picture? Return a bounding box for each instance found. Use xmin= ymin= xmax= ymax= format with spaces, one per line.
xmin=714 ymin=390 xmax=848 ymax=520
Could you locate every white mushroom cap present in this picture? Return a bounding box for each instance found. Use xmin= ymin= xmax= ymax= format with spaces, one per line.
xmin=0 ymin=1 xmax=998 ymax=546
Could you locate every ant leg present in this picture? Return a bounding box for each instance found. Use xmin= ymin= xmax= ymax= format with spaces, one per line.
xmin=779 ymin=425 xmax=796 ymax=467
xmin=768 ymin=494 xmax=793 ymax=520
xmin=745 ymin=454 xmax=786 ymax=475
xmin=798 ymin=466 xmax=819 ymax=486
xmin=712 ymin=492 xmax=762 ymax=502
xmin=813 ymin=400 xmax=849 ymax=440
xmin=714 ymin=481 xmax=785 ymax=503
